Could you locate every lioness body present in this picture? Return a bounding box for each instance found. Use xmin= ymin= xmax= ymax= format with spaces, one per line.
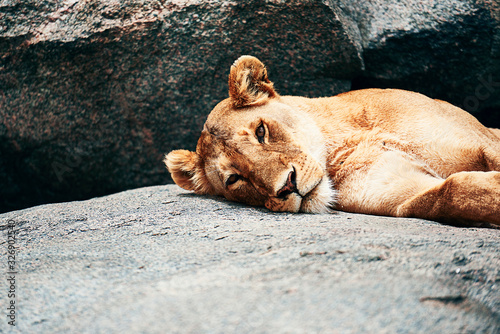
xmin=289 ymin=90 xmax=500 ymax=221
xmin=166 ymin=56 xmax=500 ymax=226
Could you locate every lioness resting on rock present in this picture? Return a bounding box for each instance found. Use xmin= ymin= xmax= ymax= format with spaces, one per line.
xmin=165 ymin=56 xmax=500 ymax=226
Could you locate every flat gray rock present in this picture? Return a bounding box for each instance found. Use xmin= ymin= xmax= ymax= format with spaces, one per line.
xmin=1 ymin=185 xmax=499 ymax=333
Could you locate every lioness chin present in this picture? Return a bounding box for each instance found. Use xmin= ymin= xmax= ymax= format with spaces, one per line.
xmin=165 ymin=55 xmax=500 ymax=227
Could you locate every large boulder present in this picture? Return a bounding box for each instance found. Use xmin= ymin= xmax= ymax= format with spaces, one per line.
xmin=1 ymin=0 xmax=499 ymax=212
xmin=335 ymin=0 xmax=500 ymax=121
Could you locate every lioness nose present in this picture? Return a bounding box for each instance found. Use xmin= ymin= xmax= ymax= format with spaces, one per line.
xmin=277 ymin=168 xmax=298 ymax=198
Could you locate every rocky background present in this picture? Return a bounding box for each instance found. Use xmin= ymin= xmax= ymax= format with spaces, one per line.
xmin=1 ymin=0 xmax=499 ymax=213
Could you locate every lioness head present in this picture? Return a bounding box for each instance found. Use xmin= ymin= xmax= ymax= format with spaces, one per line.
xmin=165 ymin=56 xmax=336 ymax=213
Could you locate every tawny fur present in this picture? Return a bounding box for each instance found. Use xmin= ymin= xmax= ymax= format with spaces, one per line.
xmin=165 ymin=56 xmax=500 ymax=226
xmin=228 ymin=55 xmax=277 ymax=108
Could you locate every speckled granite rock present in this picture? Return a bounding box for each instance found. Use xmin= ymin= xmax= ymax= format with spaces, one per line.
xmin=336 ymin=0 xmax=500 ymax=118
xmin=0 ymin=185 xmax=499 ymax=332
xmin=0 ymin=0 xmax=499 ymax=212
xmin=0 ymin=0 xmax=355 ymax=212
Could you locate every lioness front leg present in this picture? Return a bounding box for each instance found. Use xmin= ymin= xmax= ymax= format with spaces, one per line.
xmin=397 ymin=171 xmax=500 ymax=226
xmin=337 ymin=151 xmax=500 ymax=226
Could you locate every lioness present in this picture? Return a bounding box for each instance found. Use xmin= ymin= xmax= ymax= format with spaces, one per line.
xmin=165 ymin=56 xmax=500 ymax=226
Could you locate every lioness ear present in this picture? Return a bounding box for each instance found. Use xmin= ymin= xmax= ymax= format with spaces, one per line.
xmin=228 ymin=55 xmax=278 ymax=108
xmin=164 ymin=150 xmax=213 ymax=194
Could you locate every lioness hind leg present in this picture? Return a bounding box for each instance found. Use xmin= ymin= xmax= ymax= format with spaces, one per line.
xmin=397 ymin=171 xmax=500 ymax=226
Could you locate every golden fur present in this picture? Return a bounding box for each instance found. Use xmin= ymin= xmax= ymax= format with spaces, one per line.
xmin=165 ymin=56 xmax=500 ymax=226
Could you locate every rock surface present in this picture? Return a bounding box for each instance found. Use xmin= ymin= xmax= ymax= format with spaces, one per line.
xmin=0 ymin=185 xmax=499 ymax=333
xmin=1 ymin=0 xmax=499 ymax=212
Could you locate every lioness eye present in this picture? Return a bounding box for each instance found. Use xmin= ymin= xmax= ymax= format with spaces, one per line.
xmin=256 ymin=124 xmax=265 ymax=143
xmin=226 ymin=174 xmax=240 ymax=186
